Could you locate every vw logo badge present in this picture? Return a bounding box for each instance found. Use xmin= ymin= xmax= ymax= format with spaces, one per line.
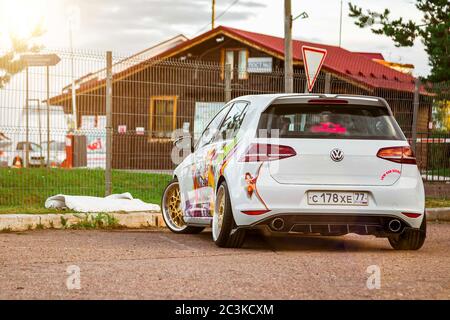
xmin=330 ymin=148 xmax=344 ymax=162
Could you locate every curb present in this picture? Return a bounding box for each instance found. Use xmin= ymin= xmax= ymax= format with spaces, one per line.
xmin=426 ymin=207 xmax=450 ymax=222
xmin=0 ymin=211 xmax=165 ymax=232
xmin=1 ymin=208 xmax=449 ymax=232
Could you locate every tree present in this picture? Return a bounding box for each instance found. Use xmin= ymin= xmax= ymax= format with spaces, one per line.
xmin=348 ymin=0 xmax=450 ymax=83
xmin=0 ymin=24 xmax=45 ymax=88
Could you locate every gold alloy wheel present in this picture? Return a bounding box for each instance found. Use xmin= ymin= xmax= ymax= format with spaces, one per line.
xmin=164 ymin=183 xmax=185 ymax=229
xmin=214 ymin=185 xmax=225 ymax=239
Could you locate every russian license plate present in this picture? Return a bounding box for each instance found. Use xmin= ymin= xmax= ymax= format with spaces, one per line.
xmin=307 ymin=191 xmax=368 ymax=206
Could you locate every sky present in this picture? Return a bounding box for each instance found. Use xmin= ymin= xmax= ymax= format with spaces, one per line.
xmin=0 ymin=0 xmax=431 ymax=77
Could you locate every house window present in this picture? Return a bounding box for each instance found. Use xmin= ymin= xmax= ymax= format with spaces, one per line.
xmin=225 ymin=50 xmax=234 ymax=79
xmin=238 ymin=50 xmax=248 ymax=79
xmin=149 ymin=96 xmax=177 ymax=140
xmin=221 ymin=48 xmax=249 ymax=80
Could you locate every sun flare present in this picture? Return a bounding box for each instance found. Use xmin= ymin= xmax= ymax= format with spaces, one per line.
xmin=0 ymin=0 xmax=48 ymax=46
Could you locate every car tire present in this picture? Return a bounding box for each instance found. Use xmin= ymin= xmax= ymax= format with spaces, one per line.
xmin=161 ymin=178 xmax=205 ymax=234
xmin=388 ymin=214 xmax=426 ymax=250
xmin=212 ymin=181 xmax=246 ymax=248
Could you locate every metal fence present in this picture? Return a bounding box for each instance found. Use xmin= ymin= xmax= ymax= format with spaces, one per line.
xmin=0 ymin=49 xmax=448 ymax=208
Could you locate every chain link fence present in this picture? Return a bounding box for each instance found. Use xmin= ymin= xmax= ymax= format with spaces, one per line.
xmin=0 ymin=49 xmax=448 ymax=209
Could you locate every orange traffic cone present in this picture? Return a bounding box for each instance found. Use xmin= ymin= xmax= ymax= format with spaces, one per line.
xmin=12 ymin=156 xmax=23 ymax=168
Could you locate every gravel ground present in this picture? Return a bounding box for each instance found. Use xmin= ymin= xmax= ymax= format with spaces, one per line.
xmin=0 ymin=224 xmax=449 ymax=299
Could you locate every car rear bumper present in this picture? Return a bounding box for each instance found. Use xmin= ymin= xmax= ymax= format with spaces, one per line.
xmin=246 ymin=213 xmax=418 ymax=237
xmin=230 ymin=163 xmax=425 ymax=230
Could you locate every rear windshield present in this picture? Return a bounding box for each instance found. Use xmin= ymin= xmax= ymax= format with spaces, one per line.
xmin=258 ymin=103 xmax=405 ymax=140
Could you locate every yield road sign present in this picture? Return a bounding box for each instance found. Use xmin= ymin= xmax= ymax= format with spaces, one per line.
xmin=301 ymin=46 xmax=327 ymax=92
xmin=21 ymin=53 xmax=61 ymax=67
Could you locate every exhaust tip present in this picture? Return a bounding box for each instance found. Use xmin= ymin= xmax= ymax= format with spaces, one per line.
xmin=388 ymin=219 xmax=402 ymax=233
xmin=271 ymin=218 xmax=285 ymax=231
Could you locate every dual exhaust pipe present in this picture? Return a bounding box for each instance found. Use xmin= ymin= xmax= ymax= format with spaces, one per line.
xmin=270 ymin=217 xmax=402 ymax=233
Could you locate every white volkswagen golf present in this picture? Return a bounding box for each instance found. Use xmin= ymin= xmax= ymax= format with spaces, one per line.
xmin=161 ymin=94 xmax=426 ymax=250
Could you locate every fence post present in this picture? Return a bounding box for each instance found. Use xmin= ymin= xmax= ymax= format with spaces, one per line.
xmin=25 ymin=67 xmax=29 ymax=168
xmin=411 ymin=78 xmax=420 ymax=153
xmin=105 ymin=51 xmax=113 ymax=196
xmin=46 ymin=65 xmax=50 ymax=168
xmin=324 ymin=73 xmax=331 ymax=94
xmin=225 ymin=63 xmax=232 ymax=102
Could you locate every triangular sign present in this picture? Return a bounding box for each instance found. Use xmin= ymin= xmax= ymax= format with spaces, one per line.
xmin=301 ymin=46 xmax=327 ymax=92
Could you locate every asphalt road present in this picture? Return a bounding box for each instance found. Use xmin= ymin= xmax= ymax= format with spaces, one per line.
xmin=0 ymin=224 xmax=449 ymax=299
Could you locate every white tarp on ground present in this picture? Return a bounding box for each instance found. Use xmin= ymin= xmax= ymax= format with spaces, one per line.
xmin=45 ymin=192 xmax=160 ymax=212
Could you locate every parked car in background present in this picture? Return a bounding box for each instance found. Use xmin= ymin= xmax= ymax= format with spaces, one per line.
xmin=162 ymin=94 xmax=426 ymax=250
xmin=14 ymin=142 xmax=45 ymax=167
xmin=0 ymin=140 xmax=67 ymax=168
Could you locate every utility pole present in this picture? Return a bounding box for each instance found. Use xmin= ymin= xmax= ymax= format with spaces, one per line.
xmin=339 ymin=0 xmax=343 ymax=47
xmin=284 ymin=0 xmax=293 ymax=93
xmin=212 ymin=0 xmax=216 ymax=29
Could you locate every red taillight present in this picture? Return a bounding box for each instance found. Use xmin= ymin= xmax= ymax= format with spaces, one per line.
xmin=239 ymin=143 xmax=296 ymax=162
xmin=376 ymin=146 xmax=416 ymax=164
xmin=401 ymin=212 xmax=422 ymax=218
xmin=241 ymin=210 xmax=271 ymax=215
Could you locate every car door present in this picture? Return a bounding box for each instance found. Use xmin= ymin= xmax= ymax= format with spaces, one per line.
xmin=199 ymin=101 xmax=250 ymax=213
xmin=178 ymin=104 xmax=232 ymax=219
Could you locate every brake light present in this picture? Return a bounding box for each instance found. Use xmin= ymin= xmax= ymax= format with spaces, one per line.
xmin=241 ymin=210 xmax=271 ymax=215
xmin=401 ymin=212 xmax=422 ymax=218
xmin=239 ymin=143 xmax=296 ymax=162
xmin=376 ymin=146 xmax=416 ymax=164
xmin=307 ymin=99 xmax=348 ymax=104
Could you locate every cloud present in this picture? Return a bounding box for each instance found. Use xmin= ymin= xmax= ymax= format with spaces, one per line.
xmin=66 ymin=0 xmax=266 ymax=50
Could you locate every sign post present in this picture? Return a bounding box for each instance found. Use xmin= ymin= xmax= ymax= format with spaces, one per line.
xmin=301 ymin=46 xmax=327 ymax=92
xmin=21 ymin=53 xmax=61 ymax=168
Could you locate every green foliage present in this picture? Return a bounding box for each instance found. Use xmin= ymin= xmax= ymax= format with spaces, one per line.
xmin=70 ymin=213 xmax=119 ymax=229
xmin=348 ymin=0 xmax=450 ymax=82
xmin=0 ymin=23 xmax=45 ymax=88
xmin=426 ymin=198 xmax=450 ymax=207
xmin=60 ymin=216 xmax=68 ymax=228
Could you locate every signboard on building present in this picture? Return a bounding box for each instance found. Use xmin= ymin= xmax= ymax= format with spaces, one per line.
xmin=118 ymin=125 xmax=127 ymax=134
xmin=247 ymin=57 xmax=273 ymax=73
xmin=136 ymin=127 xmax=145 ymax=135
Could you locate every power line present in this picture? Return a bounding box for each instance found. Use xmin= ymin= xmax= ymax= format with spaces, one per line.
xmin=192 ymin=0 xmax=241 ymax=37
xmin=215 ymin=0 xmax=240 ymax=21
